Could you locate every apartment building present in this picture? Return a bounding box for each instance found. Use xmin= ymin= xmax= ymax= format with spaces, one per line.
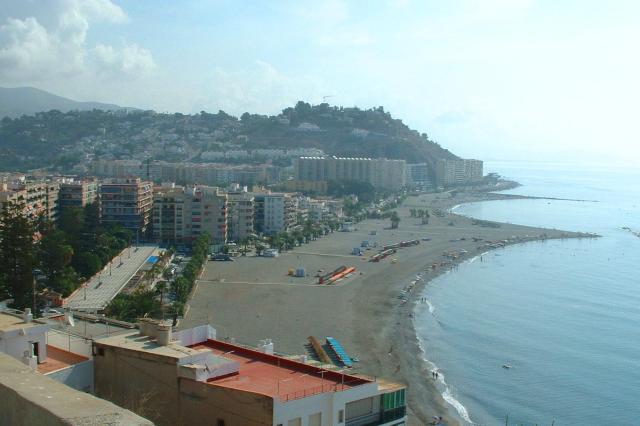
xmin=227 ymin=191 xmax=254 ymax=242
xmin=0 ymin=180 xmax=59 ymax=222
xmin=294 ymin=156 xmax=406 ymax=191
xmin=58 ymin=178 xmax=98 ymax=210
xmin=92 ymin=159 xmax=269 ymax=186
xmin=405 ymin=163 xmax=433 ymax=190
xmin=435 ymin=159 xmax=484 ymax=186
xmin=153 ymin=185 xmax=227 ymax=245
xmin=93 ymin=323 xmax=407 ymax=426
xmin=254 ymin=193 xmax=296 ymax=235
xmin=99 ymin=177 xmax=153 ymax=235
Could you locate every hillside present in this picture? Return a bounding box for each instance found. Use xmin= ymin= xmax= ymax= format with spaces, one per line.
xmin=0 ymin=101 xmax=458 ymax=172
xmin=0 ymin=87 xmax=132 ymax=119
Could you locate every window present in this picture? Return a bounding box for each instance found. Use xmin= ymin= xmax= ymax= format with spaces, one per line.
xmin=216 ymin=420 xmax=225 ymax=426
xmin=309 ymin=412 xmax=321 ymax=426
xmin=338 ymin=409 xmax=344 ymax=423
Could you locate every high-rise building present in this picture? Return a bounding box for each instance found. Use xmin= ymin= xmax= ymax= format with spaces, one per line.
xmin=0 ymin=180 xmax=59 ymax=222
xmin=153 ymin=185 xmax=227 ymax=245
xmin=405 ymin=163 xmax=432 ymax=190
xmin=294 ymin=156 xmax=406 ymax=191
xmin=435 ymin=159 xmax=484 ymax=186
xmin=99 ymin=177 xmax=153 ymax=236
xmin=58 ymin=178 xmax=98 ymax=210
xmin=253 ymin=193 xmax=296 ymax=235
xmin=226 ymin=191 xmax=254 ymax=242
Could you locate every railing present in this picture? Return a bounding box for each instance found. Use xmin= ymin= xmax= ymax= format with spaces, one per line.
xmin=279 ymin=378 xmax=366 ymax=402
xmin=345 ymin=406 xmax=406 ymax=426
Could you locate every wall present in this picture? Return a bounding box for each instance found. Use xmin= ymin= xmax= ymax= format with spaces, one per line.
xmin=45 ymin=359 xmax=94 ymax=393
xmin=94 ymin=340 xmax=274 ymax=426
xmin=272 ymin=381 xmax=379 ymax=426
xmin=94 ymin=344 xmax=181 ymax=425
xmin=47 ymin=329 xmax=93 ymax=358
xmin=0 ymin=353 xmax=152 ymax=426
xmin=179 ymin=377 xmax=273 ymax=426
xmin=0 ymin=323 xmax=49 ymax=364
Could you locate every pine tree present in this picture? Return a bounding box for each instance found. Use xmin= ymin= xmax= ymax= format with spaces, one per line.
xmin=0 ymin=203 xmax=37 ymax=310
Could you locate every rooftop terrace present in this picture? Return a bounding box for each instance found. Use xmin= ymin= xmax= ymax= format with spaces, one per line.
xmin=37 ymin=345 xmax=89 ymax=375
xmin=191 ymin=339 xmax=372 ymax=402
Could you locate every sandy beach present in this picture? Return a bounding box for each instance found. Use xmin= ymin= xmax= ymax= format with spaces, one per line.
xmin=180 ymin=187 xmax=594 ymax=425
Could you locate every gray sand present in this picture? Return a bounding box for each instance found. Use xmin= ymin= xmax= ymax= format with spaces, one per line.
xmin=181 ymin=190 xmax=592 ymax=425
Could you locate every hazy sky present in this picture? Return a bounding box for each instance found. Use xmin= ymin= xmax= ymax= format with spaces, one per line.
xmin=1 ymin=0 xmax=638 ymax=165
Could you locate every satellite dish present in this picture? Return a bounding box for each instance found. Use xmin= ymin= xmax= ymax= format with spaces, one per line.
xmin=65 ymin=310 xmax=75 ymax=327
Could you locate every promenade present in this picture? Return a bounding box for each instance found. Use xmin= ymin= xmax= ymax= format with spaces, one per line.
xmin=65 ymin=245 xmax=159 ymax=312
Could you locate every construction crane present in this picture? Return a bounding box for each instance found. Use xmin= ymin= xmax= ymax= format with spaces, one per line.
xmin=322 ymin=95 xmax=334 ymax=103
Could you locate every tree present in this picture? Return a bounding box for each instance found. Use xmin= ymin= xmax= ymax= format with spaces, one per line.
xmin=58 ymin=206 xmax=84 ymax=242
xmin=0 ymin=203 xmax=36 ymax=309
xmin=421 ymin=210 xmax=430 ymax=225
xmin=39 ymin=229 xmax=76 ymax=295
xmin=155 ymin=281 xmax=168 ymax=306
xmin=390 ymin=211 xmax=400 ymax=229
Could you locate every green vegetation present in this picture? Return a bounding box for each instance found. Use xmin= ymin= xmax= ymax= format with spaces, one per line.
xmin=409 ymin=208 xmax=430 ymax=225
xmin=104 ymin=290 xmax=161 ymax=323
xmin=0 ymin=203 xmax=37 ymax=309
xmin=328 ymin=180 xmax=377 ymax=204
xmin=390 ymin=211 xmax=401 ymax=229
xmin=0 ymin=202 xmax=132 ymax=311
xmin=0 ymin=103 xmax=458 ymax=171
xmin=169 ymin=233 xmax=210 ymax=316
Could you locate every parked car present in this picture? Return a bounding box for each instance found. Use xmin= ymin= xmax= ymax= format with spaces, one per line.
xmin=211 ymin=253 xmax=234 ymax=261
xmin=262 ymin=249 xmax=279 ymax=258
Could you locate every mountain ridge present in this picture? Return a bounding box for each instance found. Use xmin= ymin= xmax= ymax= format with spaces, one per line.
xmin=0 ymin=86 xmax=134 ymax=118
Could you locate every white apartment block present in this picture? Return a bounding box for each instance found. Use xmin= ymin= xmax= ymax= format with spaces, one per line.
xmin=435 ymin=159 xmax=484 ymax=186
xmin=153 ymin=185 xmax=227 ymax=245
xmin=294 ymin=156 xmax=406 ymax=191
xmin=227 ymin=191 xmax=255 ymax=242
xmin=254 ymin=193 xmax=296 ymax=235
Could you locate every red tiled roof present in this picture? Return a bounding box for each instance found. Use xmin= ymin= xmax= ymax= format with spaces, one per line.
xmin=37 ymin=345 xmax=88 ymax=374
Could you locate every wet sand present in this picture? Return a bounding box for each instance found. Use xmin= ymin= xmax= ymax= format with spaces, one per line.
xmin=180 ymin=189 xmax=594 ymax=425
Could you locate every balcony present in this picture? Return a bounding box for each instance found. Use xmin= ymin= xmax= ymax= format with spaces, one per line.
xmin=346 ymin=407 xmax=406 ymax=426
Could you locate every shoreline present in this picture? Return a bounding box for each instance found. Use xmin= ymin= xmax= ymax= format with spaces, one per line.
xmin=386 ymin=188 xmax=597 ymax=425
xmin=180 ymin=186 xmax=597 ymax=426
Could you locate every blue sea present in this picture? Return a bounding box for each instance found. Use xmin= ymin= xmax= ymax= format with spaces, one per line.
xmin=414 ymin=161 xmax=640 ymax=425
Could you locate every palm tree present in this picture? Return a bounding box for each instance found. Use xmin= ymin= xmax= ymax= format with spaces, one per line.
xmin=390 ymin=211 xmax=400 ymax=229
xmin=156 ymin=281 xmax=168 ymax=306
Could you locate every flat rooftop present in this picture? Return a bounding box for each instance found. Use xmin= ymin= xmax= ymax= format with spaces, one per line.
xmin=95 ymin=330 xmax=208 ymax=360
xmin=37 ymin=345 xmax=88 ymax=374
xmin=191 ymin=339 xmax=372 ymax=401
xmin=0 ymin=312 xmax=46 ymax=334
xmin=0 ymin=312 xmax=31 ymax=331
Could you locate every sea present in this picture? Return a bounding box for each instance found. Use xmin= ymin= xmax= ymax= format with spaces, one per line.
xmin=414 ymin=161 xmax=640 ymax=426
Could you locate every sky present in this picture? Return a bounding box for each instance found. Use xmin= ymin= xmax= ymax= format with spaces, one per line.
xmin=0 ymin=0 xmax=639 ymax=165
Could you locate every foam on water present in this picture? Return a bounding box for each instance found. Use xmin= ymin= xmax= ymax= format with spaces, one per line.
xmin=414 ymin=161 xmax=640 ymax=425
xmin=414 ymin=330 xmax=475 ymax=424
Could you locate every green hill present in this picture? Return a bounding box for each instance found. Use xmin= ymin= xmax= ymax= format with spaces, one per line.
xmin=0 ymin=100 xmax=458 ymax=171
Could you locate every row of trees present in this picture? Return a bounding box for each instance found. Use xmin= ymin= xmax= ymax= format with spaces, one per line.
xmin=257 ymin=219 xmax=340 ymax=253
xmin=409 ymin=208 xmax=430 ymax=224
xmin=0 ymin=202 xmax=132 ymax=311
xmin=105 ymin=233 xmax=210 ymax=323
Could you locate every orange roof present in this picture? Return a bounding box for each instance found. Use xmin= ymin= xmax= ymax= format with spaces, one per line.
xmin=37 ymin=345 xmax=89 ymax=375
xmin=191 ymin=340 xmax=371 ymax=402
